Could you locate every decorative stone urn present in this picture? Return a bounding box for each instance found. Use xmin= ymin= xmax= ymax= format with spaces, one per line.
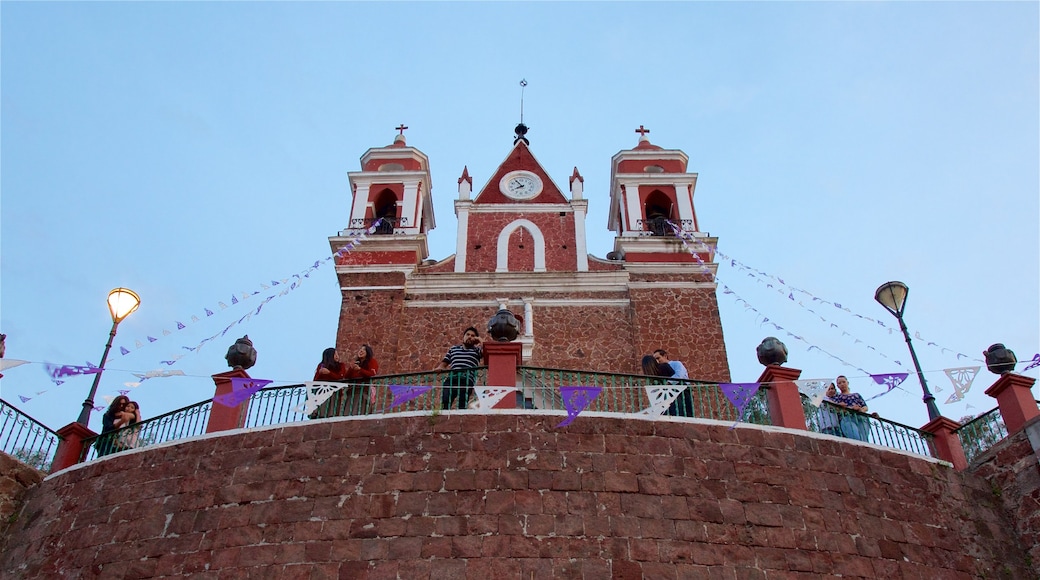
xmin=756 ymin=337 xmax=788 ymax=366
xmin=487 ymin=308 xmax=523 ymax=342
xmin=983 ymin=343 xmax=1017 ymax=375
xmin=225 ymin=335 xmax=257 ymax=370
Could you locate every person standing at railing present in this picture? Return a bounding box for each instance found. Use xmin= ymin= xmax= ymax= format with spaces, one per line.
xmin=831 ymin=375 xmax=870 ymax=442
xmin=436 ymin=327 xmax=483 ymax=410
xmin=116 ymin=401 xmax=143 ymax=449
xmin=654 ymin=349 xmax=693 ymax=417
xmin=97 ymin=395 xmax=131 ymax=456
xmin=345 ymin=344 xmax=379 ymax=414
xmin=314 ymin=348 xmax=350 ymax=381
xmin=817 ymin=383 xmax=844 ymax=436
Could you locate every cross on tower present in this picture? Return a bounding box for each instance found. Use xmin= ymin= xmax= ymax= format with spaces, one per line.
xmin=635 ymin=125 xmax=650 ymax=137
xmin=395 ymin=124 xmax=409 ymax=136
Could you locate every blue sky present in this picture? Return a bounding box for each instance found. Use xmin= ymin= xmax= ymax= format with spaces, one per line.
xmin=2 ymin=2 xmax=1037 ymax=433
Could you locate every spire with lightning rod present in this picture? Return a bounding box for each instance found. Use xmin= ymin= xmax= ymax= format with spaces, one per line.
xmin=514 ymin=78 xmax=529 ymax=145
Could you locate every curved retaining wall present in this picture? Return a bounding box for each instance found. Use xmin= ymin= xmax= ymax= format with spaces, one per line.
xmin=0 ymin=413 xmax=1033 ymax=579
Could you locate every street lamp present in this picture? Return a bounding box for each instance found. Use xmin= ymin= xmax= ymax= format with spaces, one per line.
xmin=76 ymin=287 xmax=141 ymax=426
xmin=874 ymin=281 xmax=941 ymax=421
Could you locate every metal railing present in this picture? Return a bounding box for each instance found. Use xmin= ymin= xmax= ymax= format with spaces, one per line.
xmin=82 ymin=400 xmax=212 ymax=461
xmin=517 ymin=367 xmax=740 ymax=419
xmin=805 ymin=399 xmax=934 ymax=457
xmin=956 ymin=407 xmax=1009 ymax=464
xmin=635 ymin=217 xmax=696 ymax=237
xmin=69 ymin=367 xmax=950 ymax=463
xmin=0 ymin=398 xmax=60 ymax=471
xmin=244 ymin=369 xmax=491 ymax=426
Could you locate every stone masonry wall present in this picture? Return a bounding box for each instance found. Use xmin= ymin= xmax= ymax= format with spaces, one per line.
xmin=1 ymin=415 xmax=1034 ymax=579
xmin=968 ymin=416 xmax=1040 ymax=570
xmin=0 ymin=452 xmax=43 ymax=540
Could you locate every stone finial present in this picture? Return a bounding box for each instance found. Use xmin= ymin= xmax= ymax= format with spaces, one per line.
xmin=983 ymin=343 xmax=1017 ymax=375
xmin=225 ymin=335 xmax=257 ymax=370
xmin=757 ymin=337 xmax=788 ymax=366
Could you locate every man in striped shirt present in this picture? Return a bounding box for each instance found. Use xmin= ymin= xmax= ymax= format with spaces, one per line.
xmin=436 ymin=326 xmax=483 ymax=410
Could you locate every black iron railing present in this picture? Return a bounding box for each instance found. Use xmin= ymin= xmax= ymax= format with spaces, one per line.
xmin=0 ymin=398 xmax=60 ymax=471
xmin=956 ymin=407 xmax=1009 ymax=464
xmin=82 ymin=400 xmax=212 ymax=461
xmin=635 ymin=217 xmax=696 ymax=237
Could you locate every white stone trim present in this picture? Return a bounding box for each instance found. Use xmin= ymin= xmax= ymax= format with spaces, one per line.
xmin=468 ymin=203 xmax=574 ymax=214
xmin=572 ymin=200 xmax=589 ymax=272
xmin=340 ymin=286 xmax=408 ymax=291
xmin=496 ymin=219 xmax=546 ymax=272
xmin=455 ymin=201 xmax=472 ymax=272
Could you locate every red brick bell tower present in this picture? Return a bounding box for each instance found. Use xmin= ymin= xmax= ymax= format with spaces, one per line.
xmin=329 ymin=124 xmax=730 ymax=383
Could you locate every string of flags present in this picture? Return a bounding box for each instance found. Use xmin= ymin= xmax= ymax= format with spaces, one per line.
xmin=115 ymin=219 xmax=385 ymax=360
xmin=7 ymin=220 xmax=386 ymax=406
xmin=714 ymin=250 xmax=983 ymax=363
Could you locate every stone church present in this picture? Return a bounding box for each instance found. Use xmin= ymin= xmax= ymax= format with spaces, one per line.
xmin=329 ymin=124 xmax=730 ymax=382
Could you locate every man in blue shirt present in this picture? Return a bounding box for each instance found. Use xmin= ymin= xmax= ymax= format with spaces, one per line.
xmin=654 ymin=349 xmax=692 ymax=417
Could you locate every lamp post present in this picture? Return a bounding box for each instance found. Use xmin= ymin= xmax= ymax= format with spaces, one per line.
xmin=874 ymin=281 xmax=941 ymax=421
xmin=76 ymin=288 xmax=140 ymax=426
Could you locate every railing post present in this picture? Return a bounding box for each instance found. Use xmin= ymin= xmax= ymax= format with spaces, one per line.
xmin=984 ymin=373 xmax=1039 ymax=435
xmin=50 ymin=422 xmax=95 ymax=473
xmin=757 ymin=366 xmax=806 ymax=430
xmin=207 ymin=369 xmax=252 ymax=433
xmin=483 ymin=342 xmax=523 ymax=409
xmin=921 ymin=416 xmax=968 ymax=470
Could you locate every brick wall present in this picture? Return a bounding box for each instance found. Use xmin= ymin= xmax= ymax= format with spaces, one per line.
xmin=1 ymin=415 xmax=1034 ymax=578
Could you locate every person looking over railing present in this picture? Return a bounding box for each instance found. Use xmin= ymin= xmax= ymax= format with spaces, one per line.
xmin=830 ymin=375 xmax=870 ymax=442
xmin=818 ymin=383 xmax=844 ymax=436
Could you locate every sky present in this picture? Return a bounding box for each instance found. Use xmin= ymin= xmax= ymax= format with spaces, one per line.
xmin=2 ymin=2 xmax=1037 ymax=434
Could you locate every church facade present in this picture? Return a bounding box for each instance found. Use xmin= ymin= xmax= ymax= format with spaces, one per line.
xmin=329 ymin=125 xmax=730 ymax=383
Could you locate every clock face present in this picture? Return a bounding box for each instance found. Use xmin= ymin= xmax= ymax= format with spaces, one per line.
xmin=500 ymin=171 xmax=543 ymax=200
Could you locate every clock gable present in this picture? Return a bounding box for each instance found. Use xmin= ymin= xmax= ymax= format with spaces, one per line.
xmin=472 ymin=141 xmax=568 ymax=205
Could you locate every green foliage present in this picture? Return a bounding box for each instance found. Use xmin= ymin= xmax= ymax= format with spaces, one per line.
xmin=11 ymin=448 xmax=50 ymax=471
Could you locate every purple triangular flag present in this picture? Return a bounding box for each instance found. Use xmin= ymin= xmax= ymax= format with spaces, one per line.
xmin=1023 ymin=353 xmax=1040 ymax=373
xmin=205 ymin=308 xmax=214 ymax=316
xmin=147 ymin=336 xmax=157 ymax=343
xmin=19 ymin=395 xmax=30 ymax=403
xmin=120 ymin=346 xmax=130 ymax=355
xmin=866 ymin=373 xmax=909 ymax=401
xmin=556 ymin=386 xmax=602 ymax=428
xmin=176 ymin=321 xmax=186 ymax=330
xmin=231 ymin=294 xmax=239 ymax=304
xmin=720 ymin=383 xmax=760 ymax=417
xmin=388 ymin=385 xmax=433 ymax=408
xmin=213 ymin=377 xmax=273 ymax=407
xmin=118 ymin=389 xmax=130 ymax=395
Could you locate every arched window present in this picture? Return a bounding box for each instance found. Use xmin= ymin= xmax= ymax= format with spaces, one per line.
xmin=643 ymin=190 xmax=674 ymax=236
xmin=373 ymin=189 xmax=398 ymax=234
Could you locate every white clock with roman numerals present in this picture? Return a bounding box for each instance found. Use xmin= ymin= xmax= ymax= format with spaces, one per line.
xmin=499 ymin=170 xmax=543 ymax=200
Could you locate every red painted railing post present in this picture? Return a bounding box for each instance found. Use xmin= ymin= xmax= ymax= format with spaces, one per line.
xmin=757 ymin=365 xmax=806 ymax=430
xmin=483 ymin=342 xmax=522 ymax=409
xmin=50 ymin=422 xmax=95 ymax=473
xmin=984 ymin=373 xmax=1039 ymax=435
xmin=207 ymin=369 xmax=252 ymax=433
xmin=920 ymin=416 xmax=968 ymax=470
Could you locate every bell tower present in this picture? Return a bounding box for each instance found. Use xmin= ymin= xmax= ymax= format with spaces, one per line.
xmin=607 ymin=125 xmax=711 ymax=266
xmin=337 ymin=125 xmax=435 ymax=266
xmin=327 ymin=127 xmax=436 ymax=370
